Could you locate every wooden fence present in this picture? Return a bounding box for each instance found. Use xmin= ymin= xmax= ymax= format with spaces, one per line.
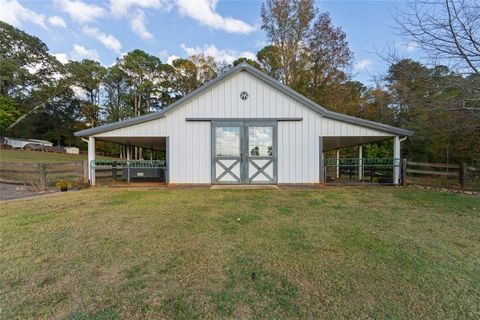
xmin=0 ymin=161 xmax=88 ymax=185
xmin=402 ymin=160 xmax=480 ymax=190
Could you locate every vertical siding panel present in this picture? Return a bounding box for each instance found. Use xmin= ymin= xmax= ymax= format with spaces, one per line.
xmin=213 ymin=80 xmax=218 ymax=117
xmin=258 ymin=78 xmax=264 ymax=118
xmin=231 ymin=77 xmax=235 ymax=118
xmin=250 ymin=74 xmax=256 ymax=117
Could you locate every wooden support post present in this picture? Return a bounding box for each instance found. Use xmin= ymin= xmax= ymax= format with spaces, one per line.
xmin=402 ymin=159 xmax=407 ymax=187
xmin=459 ymin=162 xmax=466 ymax=189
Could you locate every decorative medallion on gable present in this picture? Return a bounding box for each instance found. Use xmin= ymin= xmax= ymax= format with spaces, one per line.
xmin=240 ymin=91 xmax=249 ymax=100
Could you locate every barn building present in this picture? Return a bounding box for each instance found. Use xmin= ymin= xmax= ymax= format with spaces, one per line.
xmin=75 ymin=63 xmax=413 ymax=186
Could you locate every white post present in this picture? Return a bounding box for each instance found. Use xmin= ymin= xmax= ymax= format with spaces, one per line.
xmin=126 ymin=145 xmax=131 ymax=160
xmin=126 ymin=145 xmax=131 ymax=184
xmin=358 ymin=145 xmax=363 ymax=181
xmin=88 ymin=136 xmax=95 ymax=186
xmin=393 ymin=136 xmax=400 ymax=185
xmin=336 ymin=149 xmax=340 ymax=179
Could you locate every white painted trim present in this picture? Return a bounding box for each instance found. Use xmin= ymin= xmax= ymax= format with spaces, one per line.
xmin=393 ymin=136 xmax=400 ymax=185
xmin=88 ymin=136 xmax=95 ymax=186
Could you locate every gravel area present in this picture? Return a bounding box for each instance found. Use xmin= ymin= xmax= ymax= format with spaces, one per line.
xmin=0 ymin=183 xmax=57 ymax=201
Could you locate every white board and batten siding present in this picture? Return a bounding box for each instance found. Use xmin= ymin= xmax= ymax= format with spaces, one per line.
xmin=94 ymin=71 xmax=394 ymax=184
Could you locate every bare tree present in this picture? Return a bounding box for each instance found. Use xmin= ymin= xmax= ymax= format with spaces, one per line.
xmin=395 ymin=0 xmax=480 ymax=75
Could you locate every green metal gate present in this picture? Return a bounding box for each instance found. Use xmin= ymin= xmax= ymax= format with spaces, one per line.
xmin=324 ymin=158 xmax=399 ymax=185
xmin=91 ymin=160 xmax=167 ymax=184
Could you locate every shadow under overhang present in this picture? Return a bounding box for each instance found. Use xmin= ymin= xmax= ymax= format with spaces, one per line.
xmin=95 ymin=136 xmax=167 ymax=151
xmin=323 ymin=136 xmax=394 ymax=152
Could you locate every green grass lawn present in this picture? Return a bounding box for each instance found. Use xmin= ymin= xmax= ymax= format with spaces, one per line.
xmin=0 ymin=149 xmax=115 ymax=163
xmin=1 ymin=187 xmax=479 ymax=319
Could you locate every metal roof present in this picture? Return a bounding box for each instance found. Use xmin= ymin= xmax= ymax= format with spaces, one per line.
xmin=75 ymin=62 xmax=413 ymax=137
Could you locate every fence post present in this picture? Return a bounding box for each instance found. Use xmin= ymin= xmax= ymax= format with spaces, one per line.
xmin=402 ymin=159 xmax=408 ymax=187
xmin=459 ymin=162 xmax=466 ymax=189
xmin=83 ymin=160 xmax=88 ymax=184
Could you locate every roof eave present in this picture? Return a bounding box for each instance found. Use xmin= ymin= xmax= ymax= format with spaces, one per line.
xmin=324 ymin=111 xmax=414 ymax=136
xmin=74 ymin=113 xmax=166 ymax=137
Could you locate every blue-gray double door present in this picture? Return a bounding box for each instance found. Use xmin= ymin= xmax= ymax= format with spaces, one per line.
xmin=212 ymin=121 xmax=277 ymax=184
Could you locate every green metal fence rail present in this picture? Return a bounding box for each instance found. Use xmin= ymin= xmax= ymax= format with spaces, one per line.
xmin=91 ymin=159 xmax=166 ymax=168
xmin=324 ymin=158 xmax=400 ymax=185
xmin=91 ymin=160 xmax=167 ymax=184
xmin=324 ymin=158 xmax=400 ymax=167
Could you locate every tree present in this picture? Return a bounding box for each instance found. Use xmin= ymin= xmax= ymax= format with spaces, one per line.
xmin=395 ymin=0 xmax=480 ymax=75
xmin=256 ymin=45 xmax=282 ymax=80
xmin=10 ymin=89 xmax=83 ymax=146
xmin=67 ymin=60 xmax=106 ymax=127
xmin=104 ymin=65 xmax=130 ymax=122
xmin=0 ymin=96 xmax=19 ymax=140
xmin=233 ymin=57 xmax=261 ymax=69
xmin=386 ymin=59 xmax=480 ymax=163
xmin=171 ymin=54 xmax=218 ymax=98
xmin=0 ymin=21 xmax=66 ymax=135
xmin=189 ymin=54 xmax=217 ymax=85
xmin=260 ymin=0 xmax=353 ymax=111
xmin=119 ymin=50 xmax=163 ymax=118
xmin=260 ymin=0 xmax=315 ymax=86
xmin=304 ymin=12 xmax=353 ymax=106
xmin=0 ymin=21 xmax=60 ymax=98
xmin=172 ymin=58 xmax=199 ymax=97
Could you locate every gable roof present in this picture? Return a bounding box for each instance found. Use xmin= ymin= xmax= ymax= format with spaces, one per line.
xmin=75 ymin=62 xmax=413 ymax=137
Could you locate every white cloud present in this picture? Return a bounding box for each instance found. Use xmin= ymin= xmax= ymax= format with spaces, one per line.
xmin=53 ymin=53 xmax=69 ymax=64
xmin=176 ymin=0 xmax=255 ymax=34
xmin=167 ymin=55 xmax=180 ymax=65
xmin=354 ymin=59 xmax=372 ymax=71
xmin=48 ymin=15 xmax=66 ymax=28
xmin=55 ymin=0 xmax=105 ymax=24
xmin=181 ymin=44 xmax=255 ymax=63
xmin=82 ymin=26 xmax=122 ymax=53
xmin=129 ymin=10 xmax=153 ymax=40
xmin=110 ymin=0 xmax=172 ymax=42
xmin=0 ymin=0 xmax=46 ymax=28
xmin=71 ymin=44 xmax=100 ymax=61
xmin=110 ymin=0 xmax=172 ymax=17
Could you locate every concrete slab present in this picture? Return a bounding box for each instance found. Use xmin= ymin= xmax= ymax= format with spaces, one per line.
xmin=210 ymin=185 xmax=279 ymax=190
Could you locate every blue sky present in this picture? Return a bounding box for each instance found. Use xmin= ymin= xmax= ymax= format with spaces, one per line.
xmin=0 ymin=0 xmax=418 ymax=85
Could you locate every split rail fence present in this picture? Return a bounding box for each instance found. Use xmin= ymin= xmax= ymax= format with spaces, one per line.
xmin=402 ymin=160 xmax=480 ymax=191
xmin=0 ymin=161 xmax=88 ymax=185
